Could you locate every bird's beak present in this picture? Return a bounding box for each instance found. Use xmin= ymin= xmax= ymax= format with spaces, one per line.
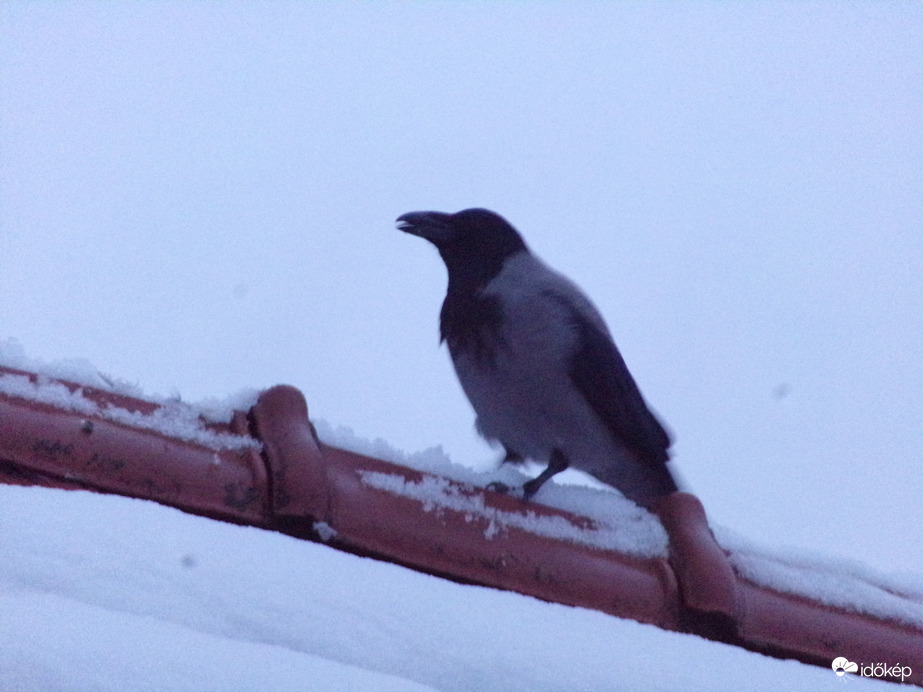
xmin=396 ymin=211 xmax=454 ymax=245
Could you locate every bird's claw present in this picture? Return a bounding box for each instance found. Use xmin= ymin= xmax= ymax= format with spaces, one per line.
xmin=486 ymin=481 xmax=513 ymax=494
xmin=487 ymin=481 xmax=531 ymax=501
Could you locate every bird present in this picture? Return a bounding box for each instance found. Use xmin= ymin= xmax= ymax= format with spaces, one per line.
xmin=396 ymin=207 xmax=677 ymax=510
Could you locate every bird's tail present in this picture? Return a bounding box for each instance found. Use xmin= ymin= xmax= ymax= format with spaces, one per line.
xmin=589 ymin=458 xmax=679 ymax=511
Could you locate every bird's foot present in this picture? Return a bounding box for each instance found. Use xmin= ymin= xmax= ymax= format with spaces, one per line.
xmin=521 ymin=479 xmax=541 ymax=501
xmin=486 ymin=481 xmax=531 ymax=501
xmin=486 ymin=481 xmax=513 ymax=494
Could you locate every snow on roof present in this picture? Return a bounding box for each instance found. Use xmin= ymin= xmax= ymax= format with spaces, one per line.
xmin=2 ymin=340 xmax=921 ymax=686
xmin=0 ymin=337 xmax=142 ymax=395
xmin=5 ymin=482 xmax=902 ymax=692
xmin=0 ymin=338 xmax=260 ymax=451
xmin=358 ymin=470 xmax=668 ymax=557
xmin=719 ymin=527 xmax=923 ymax=630
xmin=315 ymin=418 xmax=669 ymax=558
xmin=316 ymin=418 xmax=923 ymax=631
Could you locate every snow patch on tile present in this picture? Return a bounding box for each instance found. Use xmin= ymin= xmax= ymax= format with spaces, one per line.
xmin=717 ymin=526 xmax=923 ymax=629
xmin=0 ymin=338 xmax=260 ymax=424
xmin=0 ymin=341 xmax=259 ymax=451
xmin=359 ymin=470 xmax=668 ymax=558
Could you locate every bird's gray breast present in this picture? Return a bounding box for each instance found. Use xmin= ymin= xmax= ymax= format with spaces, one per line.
xmin=449 ymin=253 xmax=613 ymax=462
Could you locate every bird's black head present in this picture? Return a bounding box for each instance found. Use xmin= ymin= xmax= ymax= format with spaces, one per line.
xmin=396 ymin=208 xmax=528 ymax=294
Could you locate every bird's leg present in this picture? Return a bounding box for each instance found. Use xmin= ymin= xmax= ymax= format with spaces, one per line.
xmin=522 ymin=449 xmax=569 ymax=500
xmin=487 ymin=449 xmax=568 ymax=499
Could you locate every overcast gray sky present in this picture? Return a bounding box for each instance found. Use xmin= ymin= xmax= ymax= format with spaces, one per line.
xmin=1 ymin=1 xmax=921 ymax=573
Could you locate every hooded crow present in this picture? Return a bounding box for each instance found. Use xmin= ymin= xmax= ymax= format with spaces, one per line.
xmin=397 ymin=208 xmax=677 ymax=509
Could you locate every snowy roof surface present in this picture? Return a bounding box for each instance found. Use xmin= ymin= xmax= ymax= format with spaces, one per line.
xmin=3 ymin=338 xmax=922 ymax=630
xmin=316 ymin=419 xmax=923 ymax=631
xmin=0 ymin=338 xmax=260 ymax=451
xmin=0 ymin=344 xmax=923 ymax=689
xmin=0 ymin=483 xmax=905 ymax=692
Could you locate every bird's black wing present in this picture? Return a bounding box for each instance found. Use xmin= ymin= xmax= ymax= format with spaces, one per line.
xmin=564 ymin=303 xmax=672 ymax=467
